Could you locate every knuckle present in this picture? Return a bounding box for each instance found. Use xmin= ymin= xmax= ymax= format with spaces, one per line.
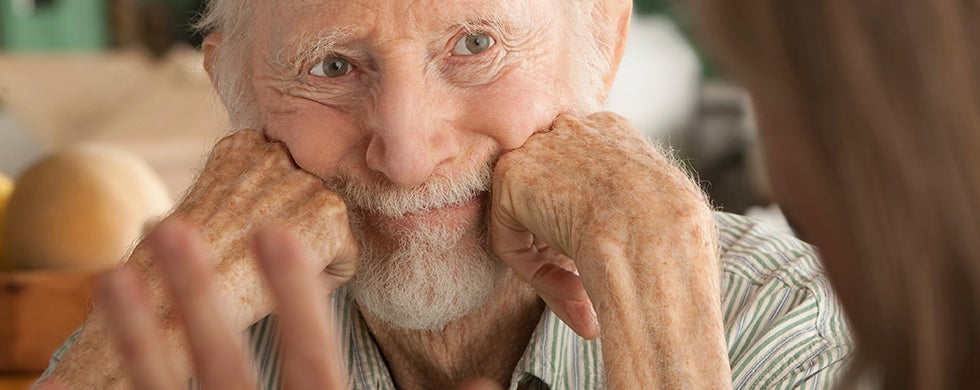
xmin=494 ymin=152 xmax=520 ymax=173
xmin=586 ymin=111 xmax=619 ymax=122
xmin=235 ymin=128 xmax=265 ymax=143
xmin=491 ymin=164 xmax=511 ymax=189
xmin=493 ymin=154 xmax=531 ymax=187
xmin=315 ymin=191 xmax=351 ymax=220
xmin=282 ymin=171 xmax=323 ymax=199
xmin=206 ymin=130 xmax=267 ymax=169
xmin=258 ymin=144 xmax=291 ymax=170
xmin=550 ymin=114 xmax=581 ymax=133
xmin=586 ymin=111 xmax=630 ymax=132
xmin=263 ymin=140 xmax=293 ymax=163
xmin=212 ymin=133 xmax=235 ymax=152
xmin=319 ymin=189 xmax=347 ymax=208
xmin=216 ymin=129 xmax=262 ymax=151
xmin=553 ymin=113 xmax=579 ymax=126
xmin=290 ymin=168 xmax=320 ymax=185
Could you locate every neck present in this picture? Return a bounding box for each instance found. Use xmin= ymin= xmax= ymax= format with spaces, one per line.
xmin=359 ymin=272 xmax=543 ymax=389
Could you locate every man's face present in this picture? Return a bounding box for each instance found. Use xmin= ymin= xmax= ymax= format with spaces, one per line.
xmin=236 ymin=0 xmax=604 ymax=329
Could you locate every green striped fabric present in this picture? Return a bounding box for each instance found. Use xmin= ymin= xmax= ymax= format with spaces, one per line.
xmin=237 ymin=212 xmax=854 ymax=389
xmin=714 ymin=212 xmax=853 ymax=389
xmin=39 ymin=212 xmax=854 ymax=389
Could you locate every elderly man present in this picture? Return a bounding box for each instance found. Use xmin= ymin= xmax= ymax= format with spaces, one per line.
xmin=37 ymin=0 xmax=852 ymax=389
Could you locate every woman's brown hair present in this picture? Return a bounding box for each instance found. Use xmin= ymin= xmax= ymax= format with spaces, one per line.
xmin=689 ymin=1 xmax=980 ymax=388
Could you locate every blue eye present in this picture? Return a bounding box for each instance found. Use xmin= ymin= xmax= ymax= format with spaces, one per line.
xmin=453 ymin=33 xmax=495 ymax=55
xmin=310 ymin=56 xmax=353 ymax=77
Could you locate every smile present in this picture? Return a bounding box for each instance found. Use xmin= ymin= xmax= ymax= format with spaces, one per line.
xmin=363 ymin=192 xmax=488 ymax=233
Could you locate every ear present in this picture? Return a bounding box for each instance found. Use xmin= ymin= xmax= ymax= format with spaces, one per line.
xmin=202 ymin=33 xmax=223 ymax=85
xmin=600 ymin=0 xmax=632 ymax=89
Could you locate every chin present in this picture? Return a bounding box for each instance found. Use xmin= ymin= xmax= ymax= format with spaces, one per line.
xmin=346 ymin=204 xmax=506 ymax=330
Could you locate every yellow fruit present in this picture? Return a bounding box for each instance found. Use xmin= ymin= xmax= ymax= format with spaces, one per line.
xmin=1 ymin=144 xmax=172 ymax=270
xmin=0 ymin=172 xmax=13 ymax=270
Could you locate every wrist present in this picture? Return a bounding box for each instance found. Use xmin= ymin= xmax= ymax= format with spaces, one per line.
xmin=574 ymin=200 xmax=728 ymax=388
xmin=573 ymin=177 xmax=714 ymax=270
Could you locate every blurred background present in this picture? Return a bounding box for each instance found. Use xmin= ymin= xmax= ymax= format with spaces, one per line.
xmin=0 ymin=0 xmax=788 ymax=386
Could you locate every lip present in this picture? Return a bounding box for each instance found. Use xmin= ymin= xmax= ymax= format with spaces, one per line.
xmin=365 ymin=192 xmax=488 ymax=232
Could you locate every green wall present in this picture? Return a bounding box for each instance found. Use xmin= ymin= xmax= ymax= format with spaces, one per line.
xmin=1 ymin=0 xmax=110 ymax=51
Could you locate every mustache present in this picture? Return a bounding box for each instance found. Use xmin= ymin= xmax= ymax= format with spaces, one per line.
xmin=324 ymin=151 xmax=499 ymax=218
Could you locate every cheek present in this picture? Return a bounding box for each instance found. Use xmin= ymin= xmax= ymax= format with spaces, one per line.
xmin=260 ymin=97 xmax=364 ymax=178
xmin=460 ymin=72 xmax=572 ymax=151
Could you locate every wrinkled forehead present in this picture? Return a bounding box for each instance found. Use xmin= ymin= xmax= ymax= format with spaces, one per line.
xmin=265 ymin=0 xmax=536 ymax=21
xmin=254 ymin=0 xmax=560 ymax=50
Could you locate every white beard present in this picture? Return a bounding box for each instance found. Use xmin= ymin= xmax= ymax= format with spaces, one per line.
xmin=345 ymin=209 xmax=505 ymax=330
xmin=328 ymin=155 xmax=505 ymax=330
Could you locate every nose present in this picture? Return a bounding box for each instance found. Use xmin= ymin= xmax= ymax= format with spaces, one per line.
xmin=365 ymin=66 xmax=459 ymax=188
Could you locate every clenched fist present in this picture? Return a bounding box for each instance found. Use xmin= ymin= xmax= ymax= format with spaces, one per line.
xmin=161 ymin=129 xmax=359 ymax=329
xmin=41 ymin=130 xmax=359 ymax=389
xmin=490 ymin=112 xmax=731 ymax=388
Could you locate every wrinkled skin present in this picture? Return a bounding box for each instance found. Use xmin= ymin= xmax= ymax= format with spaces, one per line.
xmin=492 ymin=113 xmax=730 ymax=388
xmin=39 ymin=0 xmax=733 ymax=388
xmin=41 ymin=117 xmax=730 ymax=389
xmin=42 ymin=131 xmax=359 ymax=388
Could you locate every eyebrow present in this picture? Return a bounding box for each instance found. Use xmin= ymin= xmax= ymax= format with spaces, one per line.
xmin=276 ymin=25 xmax=357 ymax=71
xmin=444 ymin=12 xmax=508 ymax=35
xmin=274 ymin=3 xmax=530 ymax=72
xmin=449 ymin=3 xmax=532 ymax=40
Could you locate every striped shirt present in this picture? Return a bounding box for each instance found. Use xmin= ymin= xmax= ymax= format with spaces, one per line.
xmin=41 ymin=212 xmax=854 ymax=389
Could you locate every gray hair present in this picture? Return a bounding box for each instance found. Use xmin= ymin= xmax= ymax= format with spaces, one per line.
xmin=194 ymin=0 xmax=261 ymax=128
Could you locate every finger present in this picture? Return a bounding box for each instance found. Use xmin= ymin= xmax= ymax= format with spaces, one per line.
xmin=148 ymin=218 xmax=257 ymax=390
xmin=255 ymin=226 xmax=347 ymax=389
xmin=489 ymin=214 xmax=579 ymax=302
xmin=100 ymin=267 xmax=181 ymax=390
xmin=489 ymin=167 xmax=598 ymax=339
xmin=490 ymin=212 xmax=598 ymax=339
xmin=299 ymin=189 xmax=361 ymax=289
xmin=527 ymin=261 xmax=599 ymax=340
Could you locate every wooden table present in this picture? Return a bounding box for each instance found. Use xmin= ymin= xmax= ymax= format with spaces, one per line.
xmin=0 ymin=375 xmax=37 ymax=390
xmin=0 ymin=270 xmax=100 ymax=376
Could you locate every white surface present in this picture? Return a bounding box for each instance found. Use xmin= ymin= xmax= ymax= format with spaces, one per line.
xmin=745 ymin=203 xmax=795 ymax=236
xmin=0 ymin=111 xmax=43 ymax=177
xmin=605 ymin=15 xmax=701 ymax=140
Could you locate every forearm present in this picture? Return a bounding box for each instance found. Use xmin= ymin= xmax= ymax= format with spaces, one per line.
xmin=40 ymin=131 xmax=350 ymax=388
xmin=42 ymin=246 xmax=195 ymax=389
xmin=42 ymin=314 xmax=124 ymax=389
xmin=579 ymin=196 xmax=731 ymax=389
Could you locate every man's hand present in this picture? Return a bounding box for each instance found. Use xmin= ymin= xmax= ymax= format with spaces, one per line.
xmin=490 ymin=112 xmax=732 ymax=388
xmin=161 ymin=129 xmax=359 ymax=330
xmin=80 ymin=221 xmax=507 ymax=389
xmin=490 ymin=112 xmax=677 ymax=339
xmin=98 ymin=219 xmax=348 ymax=389
xmin=42 ymin=130 xmax=359 ymax=388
